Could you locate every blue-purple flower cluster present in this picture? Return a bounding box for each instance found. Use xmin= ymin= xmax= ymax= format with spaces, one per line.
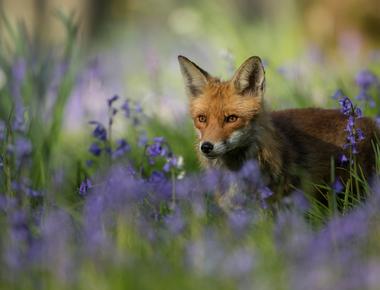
xmin=81 ymin=95 xmax=185 ymax=196
xmin=355 ymin=69 xmax=380 ymax=128
xmin=2 ymin=155 xmax=380 ymax=290
xmin=355 ymin=70 xmax=379 ymax=108
xmin=334 ymin=90 xmax=365 ymax=161
xmin=0 ymin=99 xmax=41 ymax=198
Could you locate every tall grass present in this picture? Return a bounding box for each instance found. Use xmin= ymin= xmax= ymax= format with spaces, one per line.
xmin=0 ymin=12 xmax=80 ymax=201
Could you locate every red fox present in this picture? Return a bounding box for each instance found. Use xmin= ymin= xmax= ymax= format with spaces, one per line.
xmin=178 ymin=55 xmax=379 ymax=201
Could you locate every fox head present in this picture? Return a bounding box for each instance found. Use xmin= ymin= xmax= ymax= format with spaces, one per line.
xmin=178 ymin=55 xmax=265 ymax=159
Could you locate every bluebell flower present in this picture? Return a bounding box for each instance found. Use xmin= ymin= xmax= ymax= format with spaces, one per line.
xmin=163 ymin=156 xmax=178 ymax=172
xmin=11 ymin=58 xmax=26 ymax=83
xmin=89 ymin=142 xmax=102 ymax=156
xmin=121 ymin=100 xmax=130 ymax=118
xmin=356 ymin=128 xmax=365 ymax=141
xmin=153 ymin=136 xmax=164 ymax=143
xmin=222 ymin=249 xmax=253 ymax=278
xmin=107 ymin=94 xmax=119 ymax=107
xmin=339 ymin=96 xmax=352 ymax=116
xmin=164 ymin=209 xmax=185 ymax=234
xmin=135 ymin=102 xmax=143 ymax=113
xmin=112 ymin=139 xmax=130 ymax=159
xmin=138 ymin=132 xmax=148 ymax=147
xmin=355 ymin=107 xmax=362 ymax=118
xmin=346 ymin=134 xmax=356 ymax=145
xmin=355 ymin=70 xmax=378 ymax=90
xmin=79 ymin=179 xmax=92 ymax=196
xmin=25 ymin=187 xmax=42 ymax=198
xmin=332 ymin=178 xmax=344 ymax=193
xmin=355 ymin=90 xmax=375 ymax=107
xmin=13 ymin=106 xmax=27 ymax=133
xmin=284 ymin=189 xmax=310 ymax=212
xmin=89 ymin=121 xmax=107 ymax=141
xmin=337 ymin=94 xmax=364 ymax=155
xmin=259 ymin=186 xmax=273 ymax=199
xmin=228 ymin=210 xmax=251 ymax=233
xmin=238 ymin=160 xmax=260 ymax=180
xmin=147 ymin=137 xmax=166 ymax=158
xmin=149 ymin=171 xmax=166 ymax=183
xmin=14 ymin=137 xmax=32 ymax=157
xmin=332 ymin=89 xmax=343 ymax=100
xmin=354 ymin=70 xmax=378 ymax=108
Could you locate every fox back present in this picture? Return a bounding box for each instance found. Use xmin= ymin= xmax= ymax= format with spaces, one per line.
xmin=178 ymin=55 xmax=379 ymax=199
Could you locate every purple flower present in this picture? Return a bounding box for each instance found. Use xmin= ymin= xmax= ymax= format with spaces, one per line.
xmin=25 ymin=187 xmax=42 ymax=197
xmin=355 ymin=107 xmax=362 ymax=118
xmin=147 ymin=137 xmax=166 ymax=158
xmin=121 ymin=100 xmax=130 ymax=118
xmin=356 ymin=128 xmax=365 ymax=141
xmin=14 ymin=137 xmax=32 ymax=157
xmin=332 ymin=178 xmax=344 ymax=193
xmin=138 ymin=132 xmax=148 ymax=147
xmin=222 ymin=249 xmax=253 ymax=278
xmin=164 ymin=209 xmax=185 ymax=234
xmin=79 ymin=179 xmax=92 ymax=196
xmin=346 ymin=134 xmax=356 ymax=145
xmin=149 ymin=171 xmax=166 ymax=183
xmin=112 ymin=139 xmax=130 ymax=158
xmin=286 ymin=189 xmax=310 ymax=212
xmin=337 ymin=95 xmax=365 ymax=155
xmin=332 ymin=89 xmax=343 ymax=100
xmin=135 ymin=102 xmax=143 ymax=113
xmin=163 ymin=156 xmax=178 ymax=172
xmin=13 ymin=106 xmax=27 ymax=133
xmin=238 ymin=160 xmax=260 ymax=180
xmin=347 ymin=115 xmax=355 ymax=129
xmin=228 ymin=210 xmax=251 ymax=233
xmin=355 ymin=70 xmax=378 ymax=90
xmin=354 ymin=70 xmax=379 ymax=109
xmin=107 ymin=94 xmax=119 ymax=107
xmin=12 ymin=58 xmax=26 ymax=83
xmin=89 ymin=143 xmax=102 ymax=156
xmin=355 ymin=90 xmax=375 ymax=107
xmin=89 ymin=121 xmax=107 ymax=141
xmin=259 ymin=186 xmax=273 ymax=199
xmin=339 ymin=96 xmax=353 ymax=116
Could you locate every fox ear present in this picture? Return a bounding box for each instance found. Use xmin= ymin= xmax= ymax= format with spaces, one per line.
xmin=178 ymin=55 xmax=210 ymax=98
xmin=232 ymin=56 xmax=265 ymax=97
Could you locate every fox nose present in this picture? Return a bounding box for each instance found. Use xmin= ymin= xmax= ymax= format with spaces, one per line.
xmin=201 ymin=142 xmax=214 ymax=154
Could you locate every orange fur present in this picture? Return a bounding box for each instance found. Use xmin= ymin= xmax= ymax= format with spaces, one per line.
xmin=178 ymin=55 xmax=380 ymax=201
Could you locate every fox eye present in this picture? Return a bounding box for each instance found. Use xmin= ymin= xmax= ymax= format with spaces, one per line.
xmin=198 ymin=115 xmax=207 ymax=123
xmin=225 ymin=115 xmax=238 ymax=123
